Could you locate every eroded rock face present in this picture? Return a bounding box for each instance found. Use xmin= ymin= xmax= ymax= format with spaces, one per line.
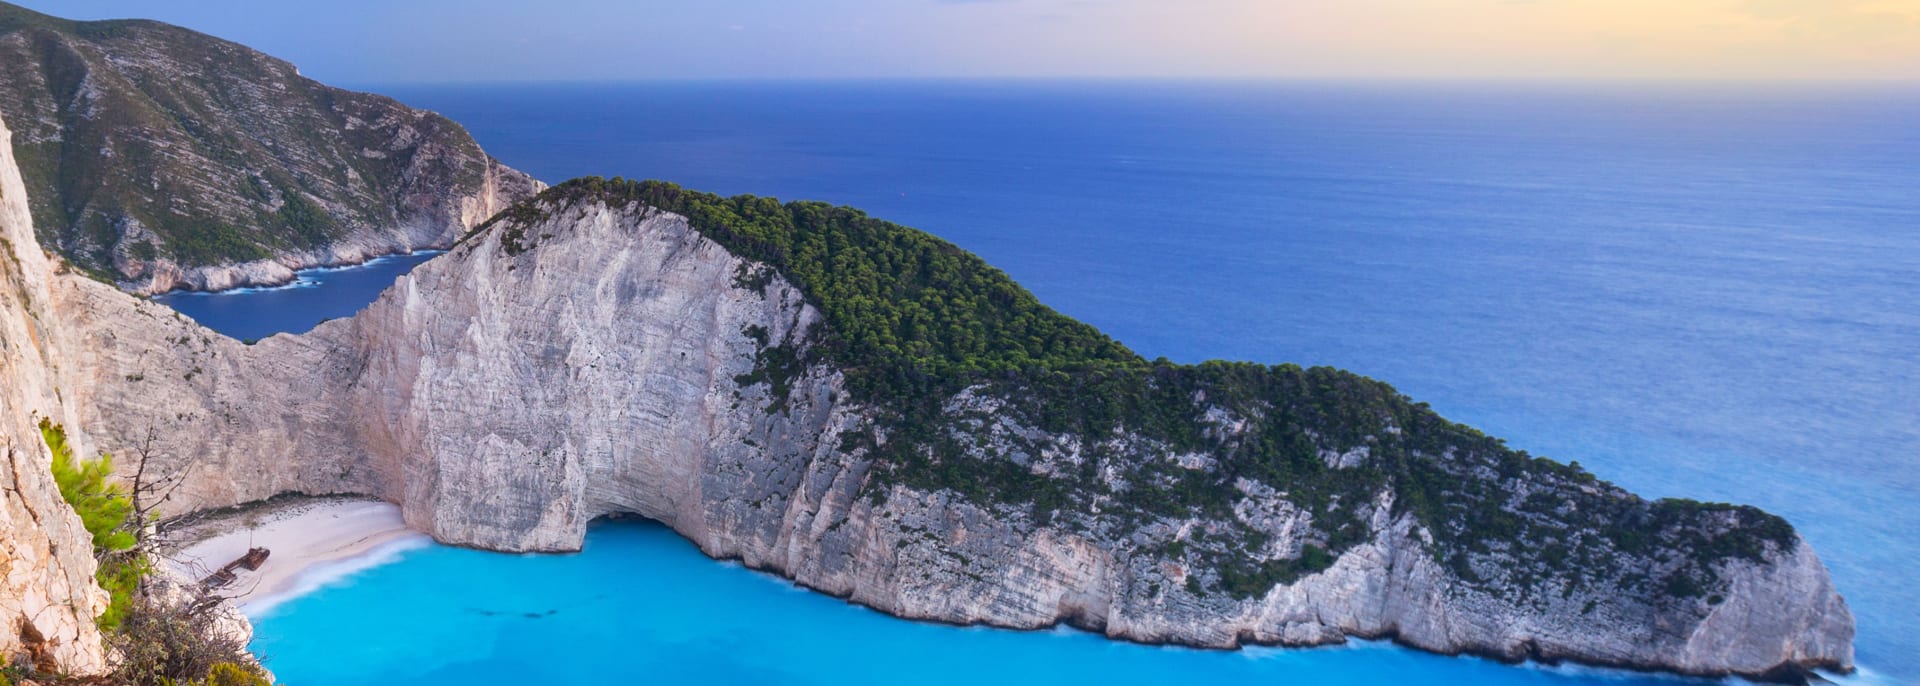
xmin=0 ymin=7 xmax=1852 ymax=676
xmin=49 ymin=193 xmax=1855 ymax=681
xmin=0 ymin=3 xmax=542 ymax=293
xmin=0 ymin=110 xmax=108 ymax=675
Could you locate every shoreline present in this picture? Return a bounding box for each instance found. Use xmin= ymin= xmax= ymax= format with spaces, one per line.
xmin=717 ymin=544 xmax=1849 ymax=686
xmin=164 ymin=506 xmax=1864 ymax=684
xmin=164 ymin=496 xmax=430 ymax=616
xmin=143 ymin=248 xmax=449 ymax=298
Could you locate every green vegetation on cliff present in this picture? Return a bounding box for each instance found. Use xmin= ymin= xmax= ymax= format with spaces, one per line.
xmin=494 ymin=177 xmax=1797 ymax=603
xmin=39 ymin=420 xmax=143 ymax=631
xmin=481 ymin=175 xmax=1140 ymax=395
xmin=34 ymin=422 xmax=265 ymax=685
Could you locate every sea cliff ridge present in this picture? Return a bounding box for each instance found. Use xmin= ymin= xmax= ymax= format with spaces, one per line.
xmin=32 ymin=176 xmax=1855 ymax=682
xmin=0 ymin=1 xmax=541 ymax=294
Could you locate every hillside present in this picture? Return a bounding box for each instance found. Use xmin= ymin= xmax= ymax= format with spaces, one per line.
xmin=478 ymin=178 xmax=1823 ymax=610
xmin=526 ymin=178 xmax=1799 ymax=589
xmin=36 ymin=177 xmax=1851 ymax=682
xmin=0 ymin=1 xmax=539 ymax=292
xmin=0 ymin=4 xmax=1857 ymax=683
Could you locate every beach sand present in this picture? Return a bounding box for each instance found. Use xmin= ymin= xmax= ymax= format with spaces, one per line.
xmin=164 ymin=497 xmax=429 ymax=616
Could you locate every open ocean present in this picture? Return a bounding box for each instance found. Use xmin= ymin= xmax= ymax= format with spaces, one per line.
xmin=160 ymin=81 xmax=1917 ymax=684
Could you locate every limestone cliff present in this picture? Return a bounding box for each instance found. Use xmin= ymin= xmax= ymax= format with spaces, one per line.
xmin=51 ymin=183 xmax=1855 ymax=682
xmin=0 ymin=108 xmax=108 ymax=675
xmin=0 ymin=1 xmax=542 ymax=293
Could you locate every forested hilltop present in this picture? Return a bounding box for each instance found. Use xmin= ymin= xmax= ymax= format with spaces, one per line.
xmin=0 ymin=1 xmax=537 ymax=292
xmin=480 ymin=177 xmax=1797 ymax=606
xmin=34 ymin=166 xmax=1846 ymax=681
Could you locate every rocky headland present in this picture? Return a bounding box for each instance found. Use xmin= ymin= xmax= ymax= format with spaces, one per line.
xmin=0 ymin=4 xmax=1859 ymax=681
xmin=13 ymin=175 xmax=1854 ymax=681
xmin=0 ymin=2 xmax=541 ymax=294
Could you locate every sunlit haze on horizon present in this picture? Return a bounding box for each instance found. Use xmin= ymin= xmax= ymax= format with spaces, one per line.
xmin=18 ymin=0 xmax=1920 ymax=83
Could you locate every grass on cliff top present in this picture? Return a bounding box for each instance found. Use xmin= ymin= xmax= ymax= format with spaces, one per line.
xmin=475 ymin=176 xmax=1799 ymax=600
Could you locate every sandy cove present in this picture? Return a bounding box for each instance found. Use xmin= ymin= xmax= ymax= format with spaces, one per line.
xmin=163 ymin=496 xmax=430 ymax=616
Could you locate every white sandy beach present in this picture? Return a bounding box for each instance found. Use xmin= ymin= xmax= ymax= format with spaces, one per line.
xmin=165 ymin=497 xmax=430 ymax=615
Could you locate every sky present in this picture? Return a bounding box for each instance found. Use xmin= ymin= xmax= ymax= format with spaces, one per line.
xmin=16 ymin=0 xmax=1920 ymax=83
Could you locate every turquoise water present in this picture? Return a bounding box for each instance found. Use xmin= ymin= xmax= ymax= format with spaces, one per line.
xmin=169 ymin=82 xmax=1915 ymax=683
xmin=250 ymin=521 xmax=1716 ymax=686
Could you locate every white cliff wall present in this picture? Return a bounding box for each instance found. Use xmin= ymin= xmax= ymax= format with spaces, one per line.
xmin=0 ymin=111 xmax=108 ymax=674
xmin=50 ymin=196 xmax=1854 ymax=680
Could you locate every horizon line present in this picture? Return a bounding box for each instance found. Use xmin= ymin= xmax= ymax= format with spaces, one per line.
xmin=337 ymin=75 xmax=1920 ymax=89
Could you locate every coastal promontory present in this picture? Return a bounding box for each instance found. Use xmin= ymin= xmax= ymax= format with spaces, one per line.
xmin=0 ymin=6 xmax=1859 ymax=681
xmin=0 ymin=1 xmax=540 ymax=293
xmin=40 ymin=178 xmax=1855 ymax=682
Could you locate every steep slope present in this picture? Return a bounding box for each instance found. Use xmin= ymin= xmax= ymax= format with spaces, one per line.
xmin=0 ymin=1 xmax=540 ymax=293
xmin=0 ymin=106 xmax=108 ymax=675
xmin=54 ymin=179 xmax=1854 ymax=681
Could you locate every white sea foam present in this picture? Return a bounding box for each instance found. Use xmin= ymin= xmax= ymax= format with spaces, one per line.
xmin=1822 ymin=665 xmax=1896 ymax=686
xmin=165 ymin=278 xmax=320 ymax=297
xmin=241 ymin=533 xmax=432 ymax=619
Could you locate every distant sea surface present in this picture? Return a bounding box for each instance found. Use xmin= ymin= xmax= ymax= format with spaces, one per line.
xmin=192 ymin=81 xmax=1915 ymax=684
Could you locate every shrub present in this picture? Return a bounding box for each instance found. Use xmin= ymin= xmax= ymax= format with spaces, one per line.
xmin=108 ymin=591 xmax=257 ymax=686
xmin=39 ymin=419 xmax=144 ymax=630
xmin=204 ymin=662 xmax=272 ymax=686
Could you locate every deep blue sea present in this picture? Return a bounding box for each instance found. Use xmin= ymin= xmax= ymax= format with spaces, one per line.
xmin=165 ymin=81 xmax=1917 ymax=684
xmin=153 ymin=252 xmax=440 ymax=341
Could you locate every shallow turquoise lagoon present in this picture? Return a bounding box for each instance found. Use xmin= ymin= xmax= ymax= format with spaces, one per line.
xmin=251 ymin=522 xmax=1727 ymax=686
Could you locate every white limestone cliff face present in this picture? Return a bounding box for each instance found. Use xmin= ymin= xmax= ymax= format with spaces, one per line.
xmin=43 ymin=193 xmax=1856 ymax=681
xmin=0 ymin=112 xmax=108 ymax=675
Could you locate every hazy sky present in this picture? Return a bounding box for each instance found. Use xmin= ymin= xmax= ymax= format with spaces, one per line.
xmin=19 ymin=0 xmax=1920 ymax=83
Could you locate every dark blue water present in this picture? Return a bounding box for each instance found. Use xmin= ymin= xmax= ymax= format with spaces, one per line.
xmin=212 ymin=81 xmax=1916 ymax=684
xmin=154 ymin=252 xmax=440 ymax=341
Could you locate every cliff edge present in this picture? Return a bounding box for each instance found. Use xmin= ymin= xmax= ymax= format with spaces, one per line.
xmin=0 ymin=1 xmax=542 ymax=293
xmin=50 ymin=179 xmax=1855 ymax=681
xmin=0 ymin=107 xmax=109 ymax=675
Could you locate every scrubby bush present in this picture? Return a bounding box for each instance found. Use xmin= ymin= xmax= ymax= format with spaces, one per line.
xmin=108 ymin=593 xmax=259 ymax=686
xmin=40 ymin=419 xmax=144 ymax=631
xmin=39 ymin=421 xmax=255 ymax=685
xmin=203 ymin=662 xmax=272 ymax=686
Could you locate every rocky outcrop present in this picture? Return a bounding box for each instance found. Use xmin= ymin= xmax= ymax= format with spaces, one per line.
xmin=46 ymin=188 xmax=1855 ymax=682
xmin=0 ymin=70 xmax=1854 ymax=676
xmin=0 ymin=6 xmax=1850 ymax=683
xmin=0 ymin=109 xmax=109 ymax=675
xmin=0 ymin=2 xmax=542 ymax=293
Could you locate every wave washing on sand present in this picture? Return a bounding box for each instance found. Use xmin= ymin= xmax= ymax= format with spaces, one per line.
xmin=241 ymin=534 xmax=431 ymax=617
xmin=166 ymin=497 xmax=431 ymax=619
